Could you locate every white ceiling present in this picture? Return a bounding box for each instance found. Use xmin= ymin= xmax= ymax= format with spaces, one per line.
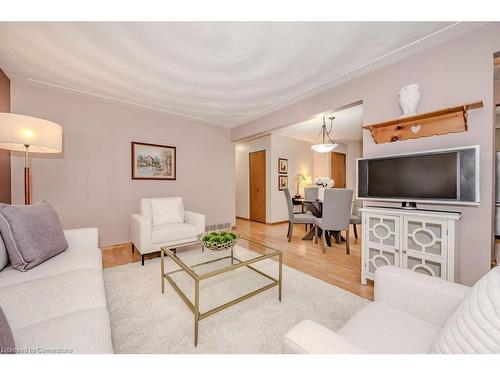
xmin=0 ymin=22 xmax=470 ymax=127
xmin=274 ymin=104 xmax=363 ymax=142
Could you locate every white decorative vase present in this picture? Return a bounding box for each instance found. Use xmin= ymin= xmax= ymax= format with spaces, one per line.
xmin=398 ymin=83 xmax=420 ymax=117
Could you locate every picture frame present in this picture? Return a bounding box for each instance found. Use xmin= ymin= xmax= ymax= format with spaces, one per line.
xmin=278 ymin=158 xmax=288 ymax=174
xmin=278 ymin=175 xmax=288 ymax=191
xmin=131 ymin=142 xmax=176 ymax=180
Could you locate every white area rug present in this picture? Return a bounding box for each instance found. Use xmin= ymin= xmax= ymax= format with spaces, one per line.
xmin=103 ymin=245 xmax=369 ymax=353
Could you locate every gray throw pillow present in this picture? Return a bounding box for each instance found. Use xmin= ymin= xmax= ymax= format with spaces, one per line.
xmin=0 ymin=201 xmax=68 ymax=271
xmin=0 ymin=306 xmax=15 ymax=354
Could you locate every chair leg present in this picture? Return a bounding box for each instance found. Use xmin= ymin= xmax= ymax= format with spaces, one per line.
xmin=131 ymin=243 xmax=135 ymax=254
xmin=353 ymin=224 xmax=358 ymax=239
xmin=314 ymin=225 xmax=319 ymax=244
xmin=288 ymin=223 xmax=294 ymax=242
xmin=322 ymin=230 xmax=327 ymax=253
xmin=141 ymin=254 xmax=145 ymax=266
xmin=345 ymin=229 xmax=350 ymax=255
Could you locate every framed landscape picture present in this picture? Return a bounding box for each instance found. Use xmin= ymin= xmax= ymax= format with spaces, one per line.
xmin=131 ymin=142 xmax=176 ymax=180
xmin=278 ymin=175 xmax=288 ymax=191
xmin=278 ymin=158 xmax=288 ymax=174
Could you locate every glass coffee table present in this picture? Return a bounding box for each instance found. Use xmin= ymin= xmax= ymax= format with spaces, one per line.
xmin=160 ymin=235 xmax=283 ymax=347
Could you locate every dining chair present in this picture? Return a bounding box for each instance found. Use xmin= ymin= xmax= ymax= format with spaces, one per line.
xmin=304 ymin=187 xmax=319 ymax=201
xmin=303 ymin=187 xmax=321 ymax=222
xmin=314 ymin=189 xmax=353 ymax=254
xmin=350 ymin=199 xmax=362 ymax=239
xmin=284 ymin=188 xmax=316 ymax=242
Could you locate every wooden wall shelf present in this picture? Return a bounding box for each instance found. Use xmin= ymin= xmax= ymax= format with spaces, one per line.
xmin=363 ymin=101 xmax=483 ymax=144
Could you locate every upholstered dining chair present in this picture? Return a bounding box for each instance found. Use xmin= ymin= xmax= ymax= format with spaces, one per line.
xmin=303 ymin=187 xmax=321 ymax=220
xmin=350 ymin=199 xmax=362 ymax=239
xmin=304 ymin=187 xmax=319 ymax=201
xmin=284 ymin=188 xmax=316 ymax=242
xmin=314 ymin=189 xmax=353 ymax=254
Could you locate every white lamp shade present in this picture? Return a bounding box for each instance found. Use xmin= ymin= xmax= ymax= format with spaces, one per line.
xmin=310 ymin=143 xmax=337 ymax=153
xmin=0 ymin=113 xmax=62 ymax=153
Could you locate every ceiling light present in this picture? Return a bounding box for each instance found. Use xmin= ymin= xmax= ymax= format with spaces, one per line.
xmin=310 ymin=116 xmax=338 ymax=153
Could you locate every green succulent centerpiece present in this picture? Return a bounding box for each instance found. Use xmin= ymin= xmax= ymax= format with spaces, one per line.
xmin=198 ymin=230 xmax=238 ymax=251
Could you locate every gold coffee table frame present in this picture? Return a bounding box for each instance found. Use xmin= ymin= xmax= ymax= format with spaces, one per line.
xmin=160 ymin=236 xmax=283 ymax=347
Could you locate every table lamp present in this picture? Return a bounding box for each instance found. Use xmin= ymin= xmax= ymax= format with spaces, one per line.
xmin=295 ymin=174 xmax=311 ymax=198
xmin=0 ymin=113 xmax=62 ymax=205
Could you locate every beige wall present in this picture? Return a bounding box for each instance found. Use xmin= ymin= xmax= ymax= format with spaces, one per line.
xmin=231 ymin=23 xmax=500 ymax=286
xmin=0 ymin=68 xmax=11 ymax=204
xmin=270 ymin=135 xmax=314 ymax=222
xmin=235 ymin=134 xmax=314 ymax=223
xmin=10 ymin=81 xmax=235 ymax=246
xmin=312 ymin=141 xmax=362 ymax=194
xmin=344 ymin=140 xmax=363 ymax=195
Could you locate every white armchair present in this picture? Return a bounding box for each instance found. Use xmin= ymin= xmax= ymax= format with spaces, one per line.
xmin=283 ymin=265 xmax=500 ymax=354
xmin=131 ymin=197 xmax=205 ymax=265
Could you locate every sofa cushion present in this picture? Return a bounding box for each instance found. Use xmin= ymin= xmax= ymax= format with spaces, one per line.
xmin=429 ymin=266 xmax=500 ymax=354
xmin=12 ymin=308 xmax=113 ymax=354
xmin=0 ymin=201 xmax=68 ymax=271
xmin=0 ymin=306 xmax=15 ymax=354
xmin=151 ymin=197 xmax=184 ymax=226
xmin=151 ymin=222 xmax=197 ymax=244
xmin=0 ymin=268 xmax=107 ymax=330
xmin=337 ymin=302 xmax=440 ymax=353
xmin=0 ymin=234 xmax=7 ymax=270
xmin=0 ymin=245 xmax=102 ymax=289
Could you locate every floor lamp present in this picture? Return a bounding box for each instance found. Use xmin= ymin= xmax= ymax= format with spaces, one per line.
xmin=0 ymin=113 xmax=62 ymax=205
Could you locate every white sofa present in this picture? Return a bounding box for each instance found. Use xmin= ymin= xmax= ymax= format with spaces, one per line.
xmin=131 ymin=197 xmax=205 ymax=265
xmin=283 ymin=265 xmax=500 ymax=354
xmin=0 ymin=228 xmax=113 ymax=354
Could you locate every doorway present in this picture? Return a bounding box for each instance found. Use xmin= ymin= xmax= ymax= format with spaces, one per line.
xmin=331 ymin=151 xmax=346 ymax=188
xmin=249 ymin=150 xmax=266 ymax=223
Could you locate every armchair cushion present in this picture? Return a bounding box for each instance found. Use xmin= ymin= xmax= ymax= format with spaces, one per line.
xmin=337 ymin=302 xmax=440 ymax=353
xmin=375 ymin=266 xmax=469 ymax=326
xmin=150 ymin=197 xmax=184 ymax=226
xmin=429 ymin=266 xmax=500 ymax=354
xmin=151 ymin=223 xmax=198 ymax=244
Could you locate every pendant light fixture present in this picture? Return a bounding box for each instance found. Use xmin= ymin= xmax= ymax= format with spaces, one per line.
xmin=310 ymin=116 xmax=338 ymax=153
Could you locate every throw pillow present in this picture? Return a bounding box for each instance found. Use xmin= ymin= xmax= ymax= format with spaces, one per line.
xmin=150 ymin=197 xmax=184 ymax=226
xmin=0 ymin=306 xmax=15 ymax=354
xmin=429 ymin=266 xmax=500 ymax=354
xmin=0 ymin=201 xmax=68 ymax=271
xmin=0 ymin=233 xmax=8 ymax=270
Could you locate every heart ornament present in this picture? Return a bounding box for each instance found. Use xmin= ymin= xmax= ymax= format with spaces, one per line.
xmin=411 ymin=124 xmax=421 ymax=134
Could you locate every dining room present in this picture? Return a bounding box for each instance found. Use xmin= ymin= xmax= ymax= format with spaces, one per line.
xmin=234 ymin=102 xmax=370 ymax=297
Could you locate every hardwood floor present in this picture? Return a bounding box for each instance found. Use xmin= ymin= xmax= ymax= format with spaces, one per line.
xmin=101 ymin=219 xmax=374 ymax=300
xmin=235 ymin=219 xmax=373 ymax=299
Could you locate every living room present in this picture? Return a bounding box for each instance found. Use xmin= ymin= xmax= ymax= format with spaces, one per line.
xmin=0 ymin=2 xmax=499 ymax=374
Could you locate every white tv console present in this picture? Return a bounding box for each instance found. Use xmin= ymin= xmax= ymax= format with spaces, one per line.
xmin=360 ymin=206 xmax=462 ymax=285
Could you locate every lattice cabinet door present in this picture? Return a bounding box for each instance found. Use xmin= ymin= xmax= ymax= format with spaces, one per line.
xmin=362 ymin=214 xmax=401 ymax=283
xmin=402 ymin=217 xmax=448 ymax=279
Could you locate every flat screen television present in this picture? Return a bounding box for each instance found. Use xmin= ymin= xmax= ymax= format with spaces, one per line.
xmin=357 ymin=146 xmax=479 ymax=205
